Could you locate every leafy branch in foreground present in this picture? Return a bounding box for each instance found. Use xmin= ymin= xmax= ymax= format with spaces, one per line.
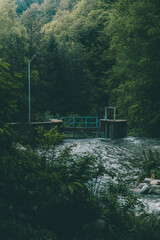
xmin=35 ymin=126 xmax=65 ymax=169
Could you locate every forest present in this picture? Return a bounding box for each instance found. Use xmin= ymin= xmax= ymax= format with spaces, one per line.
xmin=1 ymin=1 xmax=160 ymax=239
xmin=0 ymin=0 xmax=160 ymax=136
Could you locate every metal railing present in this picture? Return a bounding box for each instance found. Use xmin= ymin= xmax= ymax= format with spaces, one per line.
xmin=60 ymin=116 xmax=99 ymax=128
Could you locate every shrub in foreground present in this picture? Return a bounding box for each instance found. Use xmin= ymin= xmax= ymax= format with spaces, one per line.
xmin=0 ymin=127 xmax=160 ymax=239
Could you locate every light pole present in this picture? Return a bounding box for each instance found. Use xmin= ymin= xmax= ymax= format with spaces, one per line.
xmin=28 ymin=52 xmax=38 ymax=122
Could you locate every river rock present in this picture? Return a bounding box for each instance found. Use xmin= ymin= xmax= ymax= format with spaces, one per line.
xmin=132 ymin=183 xmax=150 ymax=194
xmin=150 ymin=185 xmax=160 ymax=195
xmin=144 ymin=178 xmax=154 ymax=184
xmin=150 ymin=180 xmax=160 ymax=185
xmin=132 ymin=188 xmax=141 ymax=193
xmin=133 ymin=176 xmax=139 ymax=181
xmin=139 ymin=184 xmax=150 ymax=194
xmin=138 ymin=183 xmax=148 ymax=189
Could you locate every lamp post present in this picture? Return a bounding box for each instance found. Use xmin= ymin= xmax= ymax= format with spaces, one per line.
xmin=28 ymin=52 xmax=38 ymax=122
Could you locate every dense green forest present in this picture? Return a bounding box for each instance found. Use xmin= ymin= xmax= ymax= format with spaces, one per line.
xmin=0 ymin=0 xmax=159 ymax=136
xmin=1 ymin=1 xmax=160 ymax=239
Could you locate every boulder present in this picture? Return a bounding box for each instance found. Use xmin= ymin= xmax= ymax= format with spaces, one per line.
xmin=132 ymin=183 xmax=150 ymax=194
xmin=132 ymin=188 xmax=141 ymax=193
xmin=150 ymin=180 xmax=160 ymax=185
xmin=138 ymin=183 xmax=148 ymax=189
xmin=139 ymin=184 xmax=150 ymax=194
xmin=144 ymin=178 xmax=154 ymax=184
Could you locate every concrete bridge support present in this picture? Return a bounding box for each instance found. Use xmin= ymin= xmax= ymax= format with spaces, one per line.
xmin=100 ymin=119 xmax=127 ymax=139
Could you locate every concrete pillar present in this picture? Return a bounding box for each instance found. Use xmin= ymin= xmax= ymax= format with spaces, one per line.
xmin=100 ymin=119 xmax=127 ymax=139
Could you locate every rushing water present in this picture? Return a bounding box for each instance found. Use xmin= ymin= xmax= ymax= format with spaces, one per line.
xmin=60 ymin=136 xmax=160 ymax=214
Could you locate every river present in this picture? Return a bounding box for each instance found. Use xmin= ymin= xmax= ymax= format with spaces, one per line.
xmin=60 ymin=136 xmax=160 ymax=215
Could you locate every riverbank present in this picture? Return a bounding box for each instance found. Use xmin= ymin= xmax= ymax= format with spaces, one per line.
xmin=1 ymin=129 xmax=160 ymax=240
xmin=59 ymin=137 xmax=160 ymax=215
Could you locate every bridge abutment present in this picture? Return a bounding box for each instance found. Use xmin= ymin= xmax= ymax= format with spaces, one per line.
xmin=99 ymin=107 xmax=127 ymax=139
xmin=100 ymin=119 xmax=127 ymax=139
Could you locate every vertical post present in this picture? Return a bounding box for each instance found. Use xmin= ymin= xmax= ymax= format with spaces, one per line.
xmin=105 ymin=107 xmax=116 ymax=120
xmin=28 ymin=61 xmax=31 ymax=122
xmin=85 ymin=117 xmax=87 ymax=127
xmin=96 ymin=117 xmax=98 ymax=128
xmin=105 ymin=107 xmax=107 ymax=119
xmin=73 ymin=117 xmax=75 ymax=127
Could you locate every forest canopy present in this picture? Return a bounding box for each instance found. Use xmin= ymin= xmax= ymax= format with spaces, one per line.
xmin=1 ymin=1 xmax=160 ymax=239
xmin=1 ymin=0 xmax=160 ymax=136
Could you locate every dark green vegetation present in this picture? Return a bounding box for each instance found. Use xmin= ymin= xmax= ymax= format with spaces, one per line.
xmin=1 ymin=125 xmax=160 ymax=240
xmin=140 ymin=149 xmax=160 ymax=180
xmin=0 ymin=0 xmax=158 ymax=136
xmin=1 ymin=1 xmax=160 ymax=238
xmin=1 ymin=60 xmax=160 ymax=239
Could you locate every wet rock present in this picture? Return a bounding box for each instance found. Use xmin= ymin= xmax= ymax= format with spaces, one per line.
xmin=139 ymin=184 xmax=150 ymax=194
xmin=132 ymin=184 xmax=150 ymax=194
xmin=150 ymin=185 xmax=160 ymax=195
xmin=153 ymin=189 xmax=160 ymax=195
xmin=138 ymin=183 xmax=148 ymax=189
xmin=132 ymin=188 xmax=141 ymax=193
xmin=144 ymin=178 xmax=154 ymax=184
xmin=133 ymin=176 xmax=139 ymax=181
xmin=132 ymin=180 xmax=160 ymax=195
xmin=150 ymin=180 xmax=160 ymax=185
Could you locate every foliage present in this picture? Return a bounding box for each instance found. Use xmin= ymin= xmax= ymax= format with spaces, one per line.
xmin=107 ymin=0 xmax=160 ymax=136
xmin=0 ymin=60 xmax=22 ymax=125
xmin=0 ymin=0 xmax=28 ymax=71
xmin=2 ymin=0 xmax=160 ymax=237
xmin=1 ymin=0 xmax=160 ymax=135
xmin=1 ymin=126 xmax=160 ymax=239
xmin=35 ymin=126 xmax=65 ymax=168
xmin=0 ymin=58 xmax=23 ymax=153
xmin=40 ymin=0 xmax=112 ymax=115
xmin=0 ymin=0 xmax=28 ymax=122
xmin=20 ymin=3 xmax=43 ymax=55
xmin=16 ymin=0 xmax=44 ymax=14
xmin=140 ymin=149 xmax=160 ymax=180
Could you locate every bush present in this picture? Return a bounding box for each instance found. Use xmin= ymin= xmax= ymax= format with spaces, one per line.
xmin=1 ymin=127 xmax=160 ymax=239
xmin=140 ymin=149 xmax=160 ymax=180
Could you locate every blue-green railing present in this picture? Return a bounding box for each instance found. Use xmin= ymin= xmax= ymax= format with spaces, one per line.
xmin=60 ymin=116 xmax=99 ymax=128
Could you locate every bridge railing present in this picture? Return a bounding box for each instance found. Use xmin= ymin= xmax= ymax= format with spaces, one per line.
xmin=60 ymin=117 xmax=99 ymax=128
